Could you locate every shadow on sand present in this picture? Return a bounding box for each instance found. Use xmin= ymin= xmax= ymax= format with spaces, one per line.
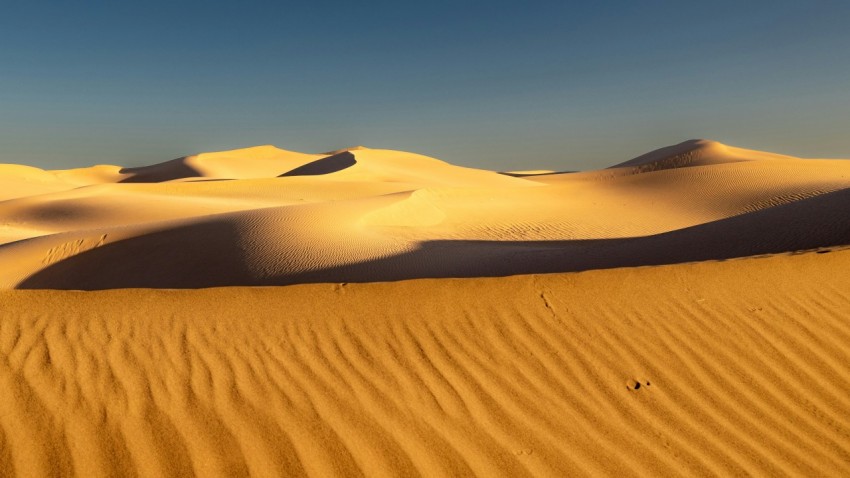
xmin=119 ymin=157 xmax=202 ymax=183
xmin=280 ymin=152 xmax=356 ymax=177
xmin=16 ymin=187 xmax=850 ymax=290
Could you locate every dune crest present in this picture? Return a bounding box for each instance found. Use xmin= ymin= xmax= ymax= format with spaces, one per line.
xmin=322 ymin=145 xmax=369 ymax=155
xmin=607 ymin=138 xmax=809 ymax=174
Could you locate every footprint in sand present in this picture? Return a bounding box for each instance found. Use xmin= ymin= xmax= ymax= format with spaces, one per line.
xmin=628 ymin=379 xmax=651 ymax=391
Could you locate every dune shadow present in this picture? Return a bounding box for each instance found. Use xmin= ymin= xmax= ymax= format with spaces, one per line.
xmin=280 ymin=151 xmax=356 ymax=177
xmin=499 ymin=171 xmax=577 ymax=177
xmin=18 ymin=221 xmax=257 ymax=289
xmin=120 ymin=157 xmax=202 ymax=183
xmin=16 ymin=187 xmax=850 ymax=290
xmin=280 ymin=187 xmax=850 ymax=284
xmin=179 ymin=178 xmax=235 ymax=183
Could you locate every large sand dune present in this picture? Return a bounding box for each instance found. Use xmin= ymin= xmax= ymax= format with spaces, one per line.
xmin=1 ymin=139 xmax=849 ymax=288
xmin=1 ymin=140 xmax=849 ymax=476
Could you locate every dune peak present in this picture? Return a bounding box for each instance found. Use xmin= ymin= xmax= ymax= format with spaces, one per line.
xmin=194 ymin=144 xmax=294 ymax=159
xmin=322 ymin=145 xmax=369 ymax=155
xmin=609 ymin=138 xmax=734 ymax=171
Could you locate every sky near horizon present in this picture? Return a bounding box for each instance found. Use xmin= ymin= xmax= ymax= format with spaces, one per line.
xmin=1 ymin=1 xmax=849 ymax=171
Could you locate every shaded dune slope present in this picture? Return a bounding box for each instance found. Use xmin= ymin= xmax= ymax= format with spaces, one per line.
xmin=1 ymin=249 xmax=849 ymax=476
xmin=280 ymin=152 xmax=357 ymax=177
xmin=15 ymin=186 xmax=850 ymax=289
xmin=119 ymin=158 xmax=203 ymax=183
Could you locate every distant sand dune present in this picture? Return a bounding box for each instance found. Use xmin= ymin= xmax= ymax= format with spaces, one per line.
xmin=1 ymin=249 xmax=848 ymax=476
xmin=607 ymin=139 xmax=797 ymax=172
xmin=1 ymin=139 xmax=848 ymax=289
xmin=118 ymin=145 xmax=322 ymax=182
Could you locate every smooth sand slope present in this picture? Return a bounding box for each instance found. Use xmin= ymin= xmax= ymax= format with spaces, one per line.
xmin=0 ymin=139 xmax=849 ymax=288
xmin=1 ymin=248 xmax=849 ymax=477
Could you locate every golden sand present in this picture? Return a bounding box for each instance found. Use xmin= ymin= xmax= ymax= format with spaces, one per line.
xmin=1 ymin=250 xmax=849 ymax=476
xmin=0 ymin=139 xmax=848 ymax=476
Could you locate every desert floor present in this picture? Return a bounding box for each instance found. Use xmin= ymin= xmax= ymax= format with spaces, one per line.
xmin=0 ymin=140 xmax=848 ymax=476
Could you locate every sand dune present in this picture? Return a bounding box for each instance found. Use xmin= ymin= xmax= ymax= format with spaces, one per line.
xmin=607 ymin=138 xmax=797 ymax=172
xmin=119 ymin=145 xmax=323 ymax=182
xmin=1 ymin=248 xmax=848 ymax=477
xmin=1 ymin=139 xmax=848 ymax=289
xmin=1 ymin=140 xmax=849 ymax=476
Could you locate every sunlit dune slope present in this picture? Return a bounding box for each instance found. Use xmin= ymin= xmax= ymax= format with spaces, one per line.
xmin=606 ymin=138 xmax=798 ymax=171
xmin=1 ymin=248 xmax=848 ymax=477
xmin=0 ymin=139 xmax=848 ymax=289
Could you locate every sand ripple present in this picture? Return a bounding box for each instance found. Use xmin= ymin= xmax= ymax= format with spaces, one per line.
xmin=1 ymin=249 xmax=848 ymax=477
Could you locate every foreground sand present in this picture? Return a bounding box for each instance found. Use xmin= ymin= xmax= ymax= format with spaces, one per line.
xmin=1 ymin=248 xmax=849 ymax=477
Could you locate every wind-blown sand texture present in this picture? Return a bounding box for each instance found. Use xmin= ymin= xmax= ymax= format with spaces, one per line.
xmin=1 ymin=249 xmax=849 ymax=477
xmin=1 ymin=139 xmax=849 ymax=476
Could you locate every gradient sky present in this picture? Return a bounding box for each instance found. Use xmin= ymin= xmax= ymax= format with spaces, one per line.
xmin=2 ymin=1 xmax=849 ymax=171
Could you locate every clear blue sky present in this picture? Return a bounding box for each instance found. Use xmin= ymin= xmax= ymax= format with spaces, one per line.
xmin=2 ymin=1 xmax=849 ymax=170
